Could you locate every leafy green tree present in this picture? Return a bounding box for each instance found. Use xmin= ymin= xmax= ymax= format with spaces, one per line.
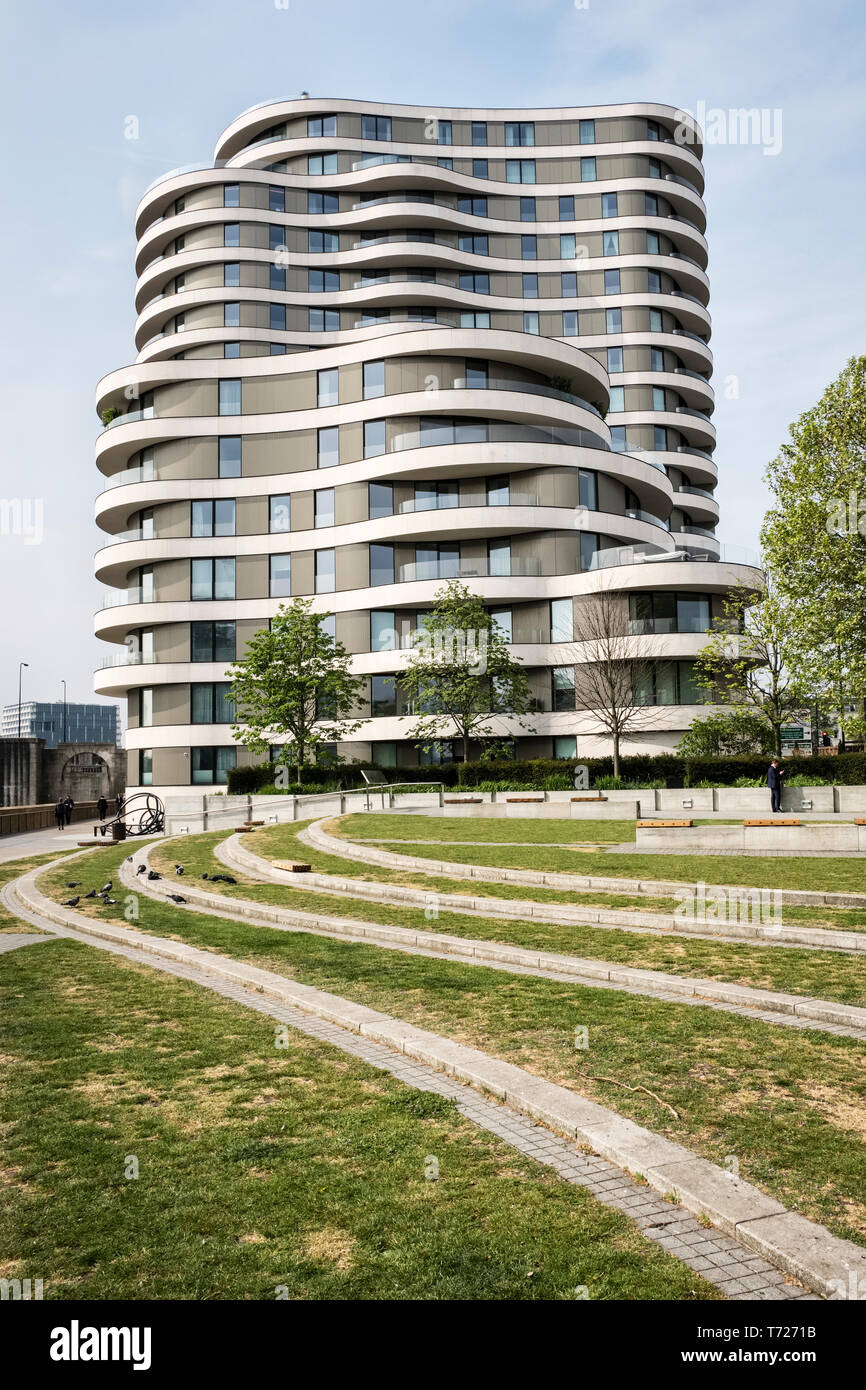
xmin=226 ymin=598 xmax=365 ymax=783
xmin=676 ymin=707 xmax=775 ymax=758
xmin=761 ymin=355 xmax=866 ymax=721
xmin=399 ymin=580 xmax=531 ymax=763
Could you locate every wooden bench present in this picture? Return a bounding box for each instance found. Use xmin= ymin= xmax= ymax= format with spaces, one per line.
xmin=571 ymin=795 xmax=608 ymax=803
xmin=444 ymin=797 xmax=482 ymax=804
xmin=743 ymin=819 xmax=801 ymax=827
xmin=506 ymin=797 xmax=544 ymax=803
xmin=241 ymin=820 xmax=265 ymax=829
xmin=273 ymin=860 xmax=312 ymax=873
xmin=854 ymin=819 xmax=866 ymax=826
xmin=636 ymin=819 xmax=693 ymax=828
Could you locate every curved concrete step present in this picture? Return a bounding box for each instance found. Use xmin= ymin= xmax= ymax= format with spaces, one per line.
xmin=7 ymin=858 xmax=865 ymax=1300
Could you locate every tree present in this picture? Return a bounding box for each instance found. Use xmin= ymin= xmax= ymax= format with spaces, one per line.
xmin=691 ymin=576 xmax=803 ymax=756
xmin=676 ymin=707 xmax=775 ymax=758
xmin=761 ymin=355 xmax=866 ymax=721
xmin=399 ymin=580 xmax=531 ymax=763
xmin=567 ymin=584 xmax=663 ymax=778
xmin=226 ymin=598 xmax=365 ymax=783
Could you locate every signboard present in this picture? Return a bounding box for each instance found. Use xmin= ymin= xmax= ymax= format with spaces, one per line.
xmin=780 ymin=726 xmax=804 ymax=742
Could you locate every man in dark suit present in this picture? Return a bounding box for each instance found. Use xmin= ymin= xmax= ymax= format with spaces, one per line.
xmin=767 ymin=758 xmax=785 ymax=812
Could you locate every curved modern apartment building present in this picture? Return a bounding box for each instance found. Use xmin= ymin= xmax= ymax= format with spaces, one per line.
xmin=94 ymin=98 xmax=761 ymax=790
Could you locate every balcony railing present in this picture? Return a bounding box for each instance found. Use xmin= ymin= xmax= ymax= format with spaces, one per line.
xmin=396 ymin=557 xmax=541 ymax=583
xmin=626 ymin=507 xmax=670 ymax=530
xmin=397 ymin=491 xmax=539 ymax=514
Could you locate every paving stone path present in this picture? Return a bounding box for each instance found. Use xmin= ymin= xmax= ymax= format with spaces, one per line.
xmin=0 ymin=879 xmax=816 ymax=1302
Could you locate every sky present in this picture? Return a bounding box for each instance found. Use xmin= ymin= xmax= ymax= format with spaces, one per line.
xmin=0 ymin=0 xmax=863 ymax=718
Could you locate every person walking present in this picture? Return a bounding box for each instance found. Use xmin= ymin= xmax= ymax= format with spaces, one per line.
xmin=54 ymin=798 xmax=66 ymax=831
xmin=115 ymin=792 xmax=124 ymax=815
xmin=767 ymin=757 xmax=785 ymax=813
xmin=63 ymin=795 xmax=74 ymax=826
xmin=97 ymin=795 xmax=108 ymax=821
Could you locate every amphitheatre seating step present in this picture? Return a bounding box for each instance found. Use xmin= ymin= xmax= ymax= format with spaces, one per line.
xmin=272 ymin=860 xmax=311 ymax=873
xmin=636 ymin=819 xmax=693 ymax=828
xmin=744 ymin=819 xmax=801 ymax=827
xmin=571 ymin=795 xmax=608 ymax=802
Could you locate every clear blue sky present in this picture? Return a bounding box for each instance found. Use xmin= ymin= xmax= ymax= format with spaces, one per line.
xmin=1 ymin=0 xmax=863 ymax=716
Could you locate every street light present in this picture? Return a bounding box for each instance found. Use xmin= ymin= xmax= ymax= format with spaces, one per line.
xmin=17 ymin=662 xmax=29 ymax=739
xmin=61 ymin=680 xmax=67 ymax=744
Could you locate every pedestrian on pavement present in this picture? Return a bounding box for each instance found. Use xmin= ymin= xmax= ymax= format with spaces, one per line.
xmin=63 ymin=796 xmax=74 ymax=826
xmin=97 ymin=795 xmax=108 ymax=821
xmin=54 ymin=798 xmax=66 ymax=830
xmin=115 ymin=792 xmax=123 ymax=815
xmin=767 ymin=757 xmax=785 ymax=813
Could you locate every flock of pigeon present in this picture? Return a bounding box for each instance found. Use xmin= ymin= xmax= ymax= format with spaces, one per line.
xmin=61 ymin=859 xmax=236 ymax=911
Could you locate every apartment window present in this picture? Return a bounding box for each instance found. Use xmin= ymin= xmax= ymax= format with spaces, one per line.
xmin=560 ymin=233 xmax=577 ymax=259
xmin=634 ymin=662 xmax=695 ymax=707
xmin=629 ymin=592 xmax=710 ymax=635
xmin=651 ymin=348 xmax=665 ymax=372
xmin=608 ymin=386 xmax=625 ymax=412
xmin=648 ymin=270 xmax=661 ymax=295
xmin=270 ymin=225 xmax=285 ymax=251
xmin=140 ymin=749 xmax=153 ymax=786
xmin=605 ymin=307 xmax=622 ymax=333
xmin=414 ymin=481 xmax=457 ymax=511
xmin=191 ymin=682 xmax=235 ymax=724
xmin=645 ymin=193 xmax=658 ymax=216
xmin=219 ymin=379 xmax=241 ymax=415
xmin=309 ymin=308 xmax=340 ymax=331
xmin=192 ymin=499 xmax=236 ymax=537
xmin=550 ymin=598 xmax=573 ymax=643
xmin=472 ymin=159 xmax=488 ymax=179
xmin=308 ymin=115 xmax=337 ymax=137
xmin=647 ymin=119 xmax=660 ymax=141
xmin=224 ymin=303 xmax=240 ymax=328
xmin=562 ymin=311 xmax=578 ymax=335
xmin=487 ymin=476 xmax=509 ymax=506
xmin=219 ymin=436 xmax=241 ymax=478
xmin=602 ymin=192 xmax=618 ymax=218
xmin=269 ymin=304 xmax=286 ymax=331
xmin=191 ymin=747 xmax=236 ymax=785
xmin=561 ymin=271 xmax=577 ymax=296
xmin=363 ymin=360 xmax=385 ymax=399
xmin=362 ymin=115 xmax=392 ymax=140
xmin=521 ymin=235 xmax=537 ymax=260
xmin=488 ymin=540 xmax=511 ymax=576
xmin=269 ymin=495 xmax=291 ymax=533
xmin=191 ymin=557 xmax=235 ymax=600
xmin=309 ymin=269 xmax=339 ymax=292
xmin=419 ymin=741 xmax=454 ymax=766
xmin=650 ymin=309 xmax=663 ymax=331
xmin=224 ymin=185 xmax=240 ymax=207
xmin=610 ymin=426 xmax=627 ymax=452
xmin=653 ymin=387 xmax=666 ymax=411
xmin=369 ymin=482 xmax=394 ymax=519
xmin=559 ymin=195 xmax=575 ymax=220
xmin=604 ymin=269 xmax=620 ymax=295
xmin=224 ymin=343 xmax=240 ymax=358
xmin=649 ymin=158 xmax=661 ymax=178
xmin=364 ymin=420 xmax=386 ymax=458
xmin=552 ymin=666 xmax=576 ymax=711
xmin=268 ymin=185 xmax=285 ymax=212
xmin=370 ymin=543 xmax=394 ymax=586
xmin=191 ymin=621 xmax=236 ymax=663
xmin=139 ymin=687 xmax=153 ymax=728
xmin=309 ymin=229 xmax=339 ymax=252
xmin=523 ymin=312 xmax=540 ymax=334
xmin=318 ymin=426 xmax=340 ymax=468
xmin=519 ymin=196 xmax=536 ymax=221
xmin=308 ymin=153 xmax=338 ymax=175
xmin=654 ymin=426 xmax=668 ymax=451
xmin=505 ymin=121 xmax=534 ymax=146
xmin=490 ymin=608 xmax=512 ymax=642
xmin=522 ymin=273 xmax=538 ymax=298
xmin=579 ymin=119 xmax=596 ymax=144
xmin=371 ymin=675 xmax=397 ymax=717
xmin=269 ymin=265 xmax=286 ymax=291
xmin=314 ymin=488 xmax=335 ymax=529
xmin=224 ymin=224 xmax=240 ymax=247
xmin=307 ymin=192 xmax=339 ymax=214
xmin=270 ymin=343 xmax=287 ymax=355
xmin=459 ymin=272 xmax=489 ymax=293
xmin=315 ymin=548 xmax=336 ymax=593
xmin=465 ymin=359 xmax=488 ymax=388
xmin=437 ymin=119 xmax=452 ymax=145
xmin=603 ymin=230 xmax=619 ymax=256
xmin=457 ymin=196 xmax=488 ymax=217
xmin=319 ymin=613 xmax=337 ymax=640
xmin=580 ymin=157 xmax=597 ymax=181
xmin=137 ymin=565 xmax=154 ymax=602
xmin=318 ymin=368 xmax=338 ymax=407
xmin=472 ymin=121 xmax=487 ymax=145
xmin=647 ymin=231 xmax=660 ymax=254
xmin=372 ymin=741 xmax=397 ymax=767
xmin=507 ymin=159 xmax=536 ymax=184
xmin=270 ymin=554 xmax=291 ymax=597
xmin=224 ymin=262 xmax=240 ymax=287
xmin=460 ymin=311 xmax=490 ymax=328
xmin=371 ymin=610 xmax=397 ymax=651
xmin=579 ymin=532 xmax=599 ymax=570
xmin=607 ymin=346 xmax=623 ymax=373
xmin=578 ymin=469 xmax=598 ymax=510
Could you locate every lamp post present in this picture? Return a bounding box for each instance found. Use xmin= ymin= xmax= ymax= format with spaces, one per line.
xmin=61 ymin=680 xmax=67 ymax=745
xmin=17 ymin=662 xmax=29 ymax=739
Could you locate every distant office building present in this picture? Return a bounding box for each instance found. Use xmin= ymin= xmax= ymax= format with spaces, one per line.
xmin=1 ymin=702 xmax=119 ymax=750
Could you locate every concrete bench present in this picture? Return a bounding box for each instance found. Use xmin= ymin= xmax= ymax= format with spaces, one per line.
xmin=636 ymin=819 xmax=693 ymax=828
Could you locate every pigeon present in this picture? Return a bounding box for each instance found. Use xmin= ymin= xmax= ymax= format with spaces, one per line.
xmin=136 ymin=864 xmax=147 ymax=875
xmin=209 ymin=874 xmax=237 ymax=885
xmin=85 ymin=889 xmax=97 ymax=899
xmin=65 ymin=881 xmax=81 ymax=889
xmin=201 ymin=872 xmax=209 ymax=880
xmin=174 ymin=866 xmax=185 ymax=876
xmin=147 ymin=871 xmax=161 ymax=881
xmin=62 ymin=896 xmax=80 ymax=907
xmin=168 ymin=894 xmax=186 ymax=904
xmin=99 ymin=882 xmax=112 ymax=894
xmin=126 ymin=855 xmax=134 ymax=862
xmin=106 ymin=898 xmax=118 ymax=905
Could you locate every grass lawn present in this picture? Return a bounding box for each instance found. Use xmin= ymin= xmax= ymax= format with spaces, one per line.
xmin=36 ymin=844 xmax=866 ymax=1249
xmin=339 ymin=813 xmax=637 ymax=845
xmin=0 ymin=936 xmax=717 ymax=1301
xmin=145 ymin=832 xmax=866 ymax=1007
xmin=0 ymin=852 xmax=78 ymax=934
